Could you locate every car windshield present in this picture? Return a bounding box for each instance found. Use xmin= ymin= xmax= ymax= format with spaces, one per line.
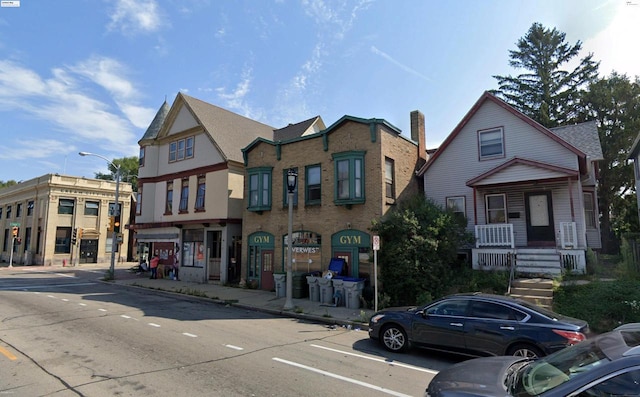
xmin=509 ymin=340 xmax=609 ymax=396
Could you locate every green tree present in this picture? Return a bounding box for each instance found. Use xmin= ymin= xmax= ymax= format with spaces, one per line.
xmin=577 ymin=73 xmax=640 ymax=253
xmin=370 ymin=195 xmax=473 ymax=306
xmin=493 ymin=22 xmax=599 ymax=127
xmin=94 ymin=156 xmax=139 ymax=192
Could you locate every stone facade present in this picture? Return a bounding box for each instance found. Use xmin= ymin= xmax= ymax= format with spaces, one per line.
xmin=0 ymin=174 xmax=133 ymax=266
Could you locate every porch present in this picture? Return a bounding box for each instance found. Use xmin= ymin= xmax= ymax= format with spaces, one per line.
xmin=472 ymin=223 xmax=586 ymax=276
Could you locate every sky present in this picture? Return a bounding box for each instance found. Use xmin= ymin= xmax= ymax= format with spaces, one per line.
xmin=0 ymin=0 xmax=638 ymax=182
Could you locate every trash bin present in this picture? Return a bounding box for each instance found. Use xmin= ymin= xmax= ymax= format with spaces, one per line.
xmin=331 ymin=278 xmax=346 ymax=306
xmin=274 ymin=273 xmax=286 ymax=298
xmin=318 ymin=276 xmax=334 ymax=304
xmin=307 ymin=274 xmax=320 ymax=302
xmin=343 ymin=278 xmax=365 ymax=309
xmin=292 ymin=272 xmax=308 ymax=298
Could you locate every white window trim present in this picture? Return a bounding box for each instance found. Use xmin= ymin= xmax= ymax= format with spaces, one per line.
xmin=478 ymin=127 xmax=505 ymax=160
xmin=485 ymin=193 xmax=507 ymax=224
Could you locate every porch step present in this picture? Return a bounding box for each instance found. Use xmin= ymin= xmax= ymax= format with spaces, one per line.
xmin=509 ymin=278 xmax=554 ymax=308
xmin=515 ymin=249 xmax=562 ymax=277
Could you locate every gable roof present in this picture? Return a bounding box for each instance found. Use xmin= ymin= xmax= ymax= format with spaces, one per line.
xmin=466 ymin=157 xmax=579 ymax=187
xmin=139 ymin=100 xmax=170 ymax=144
xmin=550 ymin=121 xmax=603 ymax=161
xmin=273 ymin=116 xmax=324 ymax=141
xmin=416 ymin=91 xmax=593 ymax=176
xmin=164 ymin=93 xmax=275 ymax=163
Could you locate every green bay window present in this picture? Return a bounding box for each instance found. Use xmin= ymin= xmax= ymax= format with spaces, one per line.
xmin=248 ymin=167 xmax=272 ymax=211
xmin=332 ymin=151 xmax=365 ymax=205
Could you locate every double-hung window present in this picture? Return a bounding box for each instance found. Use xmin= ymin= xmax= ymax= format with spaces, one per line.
xmin=169 ymin=137 xmax=194 ymax=162
xmin=333 ymin=151 xmax=365 ymax=205
xmin=248 ymin=167 xmax=272 ymax=211
xmin=447 ymin=196 xmax=466 ymax=220
xmin=16 ymin=203 xmax=22 ymax=218
xmin=179 ymin=179 xmax=189 ymax=212
xmin=58 ymin=199 xmax=74 ymax=215
xmin=305 ymin=165 xmax=321 ymax=205
xmin=584 ymin=192 xmax=596 ymax=228
xmin=27 ymin=201 xmax=34 ymax=216
xmin=136 ymin=188 xmax=142 ymax=215
xmin=165 ymin=182 xmax=173 ymax=214
xmin=195 ymin=176 xmax=206 ymax=210
xmin=85 ymin=201 xmax=99 ymax=216
xmin=486 ymin=194 xmax=506 ymax=223
xmin=385 ymin=157 xmax=395 ymax=200
xmin=6 ymin=205 xmax=11 ymax=218
xmin=479 ymin=127 xmax=504 ymax=160
xmin=283 ymin=168 xmax=298 ymax=207
xmin=139 ymin=146 xmax=145 ymax=167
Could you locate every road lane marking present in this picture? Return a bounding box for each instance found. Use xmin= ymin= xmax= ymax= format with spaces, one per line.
xmin=78 ymin=303 xmax=87 ymax=306
xmin=120 ymin=315 xmax=132 ymax=319
xmin=225 ymin=344 xmax=244 ymax=351
xmin=0 ymin=346 xmax=17 ymax=361
xmin=61 ymin=299 xmax=69 ymax=302
xmin=0 ymin=282 xmax=96 ymax=291
xmin=148 ymin=323 xmax=161 ymax=327
xmin=310 ymin=344 xmax=438 ymax=374
xmin=98 ymin=309 xmax=107 ymax=312
xmin=182 ymin=333 xmax=197 ymax=338
xmin=47 ymin=295 xmax=55 ymax=298
xmin=54 ymin=273 xmax=77 ymax=278
xmin=272 ymin=357 xmax=412 ymax=397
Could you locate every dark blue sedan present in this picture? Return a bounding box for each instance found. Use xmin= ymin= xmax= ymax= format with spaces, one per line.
xmin=368 ymin=293 xmax=588 ymax=358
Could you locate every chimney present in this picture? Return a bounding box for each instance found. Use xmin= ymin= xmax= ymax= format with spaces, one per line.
xmin=410 ymin=110 xmax=427 ymax=163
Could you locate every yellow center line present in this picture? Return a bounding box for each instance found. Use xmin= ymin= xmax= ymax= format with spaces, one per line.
xmin=0 ymin=345 xmax=17 ymax=361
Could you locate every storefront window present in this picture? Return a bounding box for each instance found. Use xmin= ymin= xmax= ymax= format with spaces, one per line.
xmin=182 ymin=229 xmax=205 ymax=267
xmin=284 ymin=231 xmax=322 ymax=273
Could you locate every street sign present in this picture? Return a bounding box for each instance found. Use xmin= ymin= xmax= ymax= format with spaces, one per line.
xmin=373 ymin=235 xmax=380 ymax=251
xmin=10 ymin=222 xmax=20 ymax=227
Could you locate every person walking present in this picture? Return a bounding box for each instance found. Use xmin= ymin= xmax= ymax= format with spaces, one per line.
xmin=149 ymin=255 xmax=160 ymax=279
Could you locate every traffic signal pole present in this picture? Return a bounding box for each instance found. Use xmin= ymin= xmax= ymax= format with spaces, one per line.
xmin=8 ymin=237 xmax=14 ymax=268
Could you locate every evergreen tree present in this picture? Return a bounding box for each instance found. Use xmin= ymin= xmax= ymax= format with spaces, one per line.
xmin=493 ymin=22 xmax=599 ymax=127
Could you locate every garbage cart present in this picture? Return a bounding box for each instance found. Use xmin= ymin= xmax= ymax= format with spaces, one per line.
xmin=343 ymin=278 xmax=365 ymax=309
xmin=318 ymin=276 xmax=334 ymax=304
xmin=306 ymin=273 xmax=321 ymax=302
xmin=292 ymin=271 xmax=308 ymax=298
xmin=331 ymin=278 xmax=346 ymax=306
xmin=274 ymin=273 xmax=286 ymax=298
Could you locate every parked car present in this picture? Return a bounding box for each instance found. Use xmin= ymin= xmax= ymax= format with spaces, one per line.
xmin=368 ymin=293 xmax=588 ymax=358
xmin=424 ymin=323 xmax=640 ymax=396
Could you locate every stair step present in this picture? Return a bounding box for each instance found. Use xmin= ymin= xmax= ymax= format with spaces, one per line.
xmin=510 ymin=287 xmax=553 ymax=297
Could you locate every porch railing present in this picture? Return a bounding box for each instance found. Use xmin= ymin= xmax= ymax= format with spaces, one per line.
xmin=559 ymin=222 xmax=577 ymax=249
xmin=475 ymin=224 xmax=514 ymax=248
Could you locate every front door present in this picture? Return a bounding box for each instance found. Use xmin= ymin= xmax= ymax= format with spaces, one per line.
xmin=333 ymin=251 xmax=352 ymax=277
xmin=79 ymin=239 xmax=98 ymax=263
xmin=525 ymin=191 xmax=555 ymax=245
xmin=260 ymin=250 xmax=274 ymax=291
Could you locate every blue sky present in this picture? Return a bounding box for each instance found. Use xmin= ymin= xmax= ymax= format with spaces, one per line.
xmin=0 ymin=0 xmax=638 ymax=182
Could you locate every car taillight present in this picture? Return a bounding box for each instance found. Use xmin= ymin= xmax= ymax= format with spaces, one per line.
xmin=553 ymin=329 xmax=586 ymax=344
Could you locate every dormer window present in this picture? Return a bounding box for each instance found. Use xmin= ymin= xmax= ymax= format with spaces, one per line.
xmin=479 ymin=127 xmax=504 ymax=160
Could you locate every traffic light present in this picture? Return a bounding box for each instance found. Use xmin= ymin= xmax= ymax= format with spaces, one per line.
xmin=71 ymin=228 xmax=77 ymax=245
xmin=114 ymin=214 xmax=121 ymax=233
xmin=108 ymin=216 xmax=115 ymax=232
xmin=11 ymin=226 xmax=18 ymax=237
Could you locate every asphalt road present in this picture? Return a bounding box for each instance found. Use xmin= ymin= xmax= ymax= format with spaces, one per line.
xmin=0 ymin=266 xmax=460 ymax=396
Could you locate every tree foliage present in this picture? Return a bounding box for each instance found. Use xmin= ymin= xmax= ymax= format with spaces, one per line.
xmin=94 ymin=156 xmax=139 ymax=192
xmin=0 ymin=180 xmax=19 ymax=190
xmin=577 ymin=73 xmax=640 ymax=251
xmin=370 ymin=195 xmax=474 ymax=306
xmin=493 ymin=22 xmax=599 ymax=127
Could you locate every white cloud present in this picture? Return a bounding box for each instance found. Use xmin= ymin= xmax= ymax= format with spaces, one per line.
xmin=216 ymin=67 xmax=265 ymax=121
xmin=0 ymin=58 xmax=151 ymax=158
xmin=107 ymin=0 xmax=163 ymax=35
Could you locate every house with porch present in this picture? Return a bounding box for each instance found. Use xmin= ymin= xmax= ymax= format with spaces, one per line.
xmin=417 ymin=91 xmax=603 ymax=276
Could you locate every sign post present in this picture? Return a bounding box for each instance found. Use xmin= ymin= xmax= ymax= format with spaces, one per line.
xmin=372 ymin=235 xmax=380 ymax=312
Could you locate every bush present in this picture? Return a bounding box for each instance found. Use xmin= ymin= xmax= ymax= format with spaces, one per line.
xmin=554 ymin=280 xmax=640 ymax=333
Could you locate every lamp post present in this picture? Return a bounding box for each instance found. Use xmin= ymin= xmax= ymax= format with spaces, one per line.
xmin=283 ymin=168 xmax=297 ymax=310
xmin=79 ymin=151 xmax=120 ymax=280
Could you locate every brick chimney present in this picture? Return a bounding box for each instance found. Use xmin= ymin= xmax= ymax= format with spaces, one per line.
xmin=410 ymin=110 xmax=427 ymax=163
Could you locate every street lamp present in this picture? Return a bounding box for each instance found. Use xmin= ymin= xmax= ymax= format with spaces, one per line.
xmin=79 ymin=151 xmax=120 ymax=280
xmin=284 ymin=168 xmax=297 ymax=310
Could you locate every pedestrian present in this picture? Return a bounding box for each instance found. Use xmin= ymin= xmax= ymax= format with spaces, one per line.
xmin=149 ymin=255 xmax=159 ymax=279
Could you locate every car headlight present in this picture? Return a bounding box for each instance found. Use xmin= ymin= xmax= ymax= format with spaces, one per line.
xmin=370 ymin=314 xmax=385 ymax=323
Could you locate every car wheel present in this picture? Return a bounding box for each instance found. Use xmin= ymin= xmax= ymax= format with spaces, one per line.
xmin=507 ymin=343 xmax=543 ymax=359
xmin=381 ymin=324 xmax=408 ymax=352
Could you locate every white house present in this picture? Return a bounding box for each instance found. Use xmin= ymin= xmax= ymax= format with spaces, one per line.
xmin=417 ymin=91 xmax=603 ymax=275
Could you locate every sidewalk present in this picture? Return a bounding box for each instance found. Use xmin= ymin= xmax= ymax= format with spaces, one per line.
xmin=2 ymin=261 xmax=374 ymax=330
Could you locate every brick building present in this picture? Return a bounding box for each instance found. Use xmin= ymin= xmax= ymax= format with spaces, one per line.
xmin=240 ymin=111 xmax=427 ymax=291
xmin=0 ymin=174 xmax=133 ymax=266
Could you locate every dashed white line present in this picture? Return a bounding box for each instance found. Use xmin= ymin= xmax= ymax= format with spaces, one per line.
xmin=182 ymin=332 xmax=197 ymax=338
xmin=225 ymin=344 xmax=244 ymax=351
xmin=47 ymin=295 xmax=55 ymax=298
xmin=148 ymin=323 xmax=161 ymax=328
xmin=121 ymin=315 xmax=132 ymax=319
xmin=98 ymin=309 xmax=107 ymax=312
xmin=310 ymin=344 xmax=438 ymax=374
xmin=61 ymin=299 xmax=69 ymax=302
xmin=78 ymin=303 xmax=87 ymax=306
xmin=273 ymin=357 xmax=412 ymax=397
